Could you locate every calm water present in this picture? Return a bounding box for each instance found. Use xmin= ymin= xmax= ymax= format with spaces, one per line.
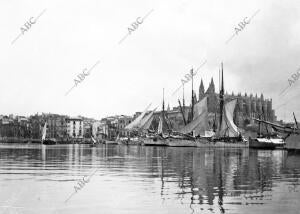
xmin=0 ymin=144 xmax=300 ymax=214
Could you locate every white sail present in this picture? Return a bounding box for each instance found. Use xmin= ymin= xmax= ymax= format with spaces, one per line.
xmin=139 ymin=108 xmax=157 ymax=130
xmin=157 ymin=116 xmax=163 ymax=134
xmin=42 ymin=122 xmax=47 ymax=142
xmin=125 ymin=103 xmax=151 ymax=130
xmin=179 ymin=97 xmax=208 ymax=135
xmin=218 ymin=99 xmax=239 ymax=137
xmin=142 ymin=116 xmax=154 ymax=130
xmin=193 ymin=97 xmax=206 ymax=120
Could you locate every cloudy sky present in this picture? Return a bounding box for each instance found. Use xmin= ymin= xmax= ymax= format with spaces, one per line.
xmin=1 ymin=0 xmax=300 ymax=122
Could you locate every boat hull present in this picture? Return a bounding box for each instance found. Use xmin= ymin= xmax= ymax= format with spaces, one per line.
xmin=104 ymin=140 xmax=118 ymax=145
xmin=167 ymin=138 xmax=198 ymax=147
xmin=167 ymin=138 xmax=248 ymax=148
xmin=144 ymin=136 xmax=248 ymax=148
xmin=42 ymin=139 xmax=57 ymax=145
xmin=117 ymin=138 xmax=143 ymax=146
xmin=143 ymin=137 xmax=168 ymax=146
xmin=285 ymin=134 xmax=300 ymax=150
xmin=249 ymin=137 xmax=284 ymax=149
xmin=197 ymin=139 xmax=248 ymax=148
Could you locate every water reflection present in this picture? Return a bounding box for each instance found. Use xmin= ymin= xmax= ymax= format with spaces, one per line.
xmin=0 ymin=144 xmax=300 ymax=214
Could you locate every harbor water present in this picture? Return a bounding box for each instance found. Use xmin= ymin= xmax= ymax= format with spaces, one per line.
xmin=0 ymin=144 xmax=300 ymax=214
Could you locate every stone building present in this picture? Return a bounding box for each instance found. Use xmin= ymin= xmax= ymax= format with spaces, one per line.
xmin=100 ymin=115 xmax=133 ymax=139
xmin=152 ymin=78 xmax=276 ymax=131
xmin=66 ymin=118 xmax=83 ymax=138
xmin=43 ymin=113 xmax=69 ymax=139
xmin=0 ymin=115 xmax=31 ymax=138
xmin=197 ymin=78 xmax=276 ymax=127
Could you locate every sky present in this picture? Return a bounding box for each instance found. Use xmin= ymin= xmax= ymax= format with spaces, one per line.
xmin=1 ymin=0 xmax=300 ymax=122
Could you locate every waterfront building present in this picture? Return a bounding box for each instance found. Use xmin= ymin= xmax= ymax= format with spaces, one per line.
xmin=100 ymin=115 xmax=133 ymax=140
xmin=27 ymin=113 xmax=69 ymax=140
xmin=78 ymin=116 xmax=96 ymax=138
xmin=42 ymin=113 xmax=69 ymax=139
xmin=0 ymin=115 xmax=31 ymax=138
xmin=66 ymin=118 xmax=83 ymax=138
xmin=100 ymin=117 xmax=116 ymax=140
xmin=92 ymin=121 xmax=102 ymax=138
xmin=28 ymin=114 xmax=43 ymax=139
xmin=97 ymin=120 xmax=110 ymax=139
xmin=116 ymin=115 xmax=132 ymax=137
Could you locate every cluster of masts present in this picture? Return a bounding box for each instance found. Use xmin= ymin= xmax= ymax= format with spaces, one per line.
xmin=125 ymin=63 xmax=241 ymax=140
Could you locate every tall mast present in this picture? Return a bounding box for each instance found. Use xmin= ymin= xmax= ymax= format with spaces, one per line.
xmin=180 ymin=83 xmax=187 ymax=125
xmin=191 ymin=68 xmax=194 ymax=121
xmin=219 ymin=63 xmax=224 ymax=132
xmin=258 ymin=114 xmax=262 ymax=137
xmin=182 ymin=83 xmax=185 ymax=108
xmin=162 ymin=88 xmax=165 ymax=113
xmin=178 ymin=99 xmax=187 ymax=125
xmin=293 ymin=112 xmax=299 ymax=129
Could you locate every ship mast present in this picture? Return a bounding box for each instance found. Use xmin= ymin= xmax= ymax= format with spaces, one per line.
xmin=162 ymin=88 xmax=165 ymax=113
xmin=191 ymin=68 xmax=194 ymax=122
xmin=161 ymin=88 xmax=170 ymax=132
xmin=219 ymin=63 xmax=224 ymax=133
xmin=183 ymin=83 xmax=185 ymax=110
xmin=293 ymin=112 xmax=299 ymax=129
xmin=178 ymin=83 xmax=187 ymax=125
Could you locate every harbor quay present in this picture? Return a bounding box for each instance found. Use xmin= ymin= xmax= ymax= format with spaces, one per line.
xmin=0 ymin=78 xmax=292 ymax=145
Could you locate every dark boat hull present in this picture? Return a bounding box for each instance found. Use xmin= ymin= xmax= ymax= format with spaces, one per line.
xmin=249 ymin=138 xmax=282 ymax=149
xmin=42 ymin=139 xmax=57 ymax=145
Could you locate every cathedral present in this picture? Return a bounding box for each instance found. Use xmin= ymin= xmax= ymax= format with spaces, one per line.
xmin=197 ymin=78 xmax=276 ymax=127
xmin=156 ymin=78 xmax=277 ymax=132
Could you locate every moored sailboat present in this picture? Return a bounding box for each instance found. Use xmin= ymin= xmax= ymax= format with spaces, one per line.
xmin=143 ymin=89 xmax=173 ymax=146
xmin=209 ymin=63 xmax=247 ymax=147
xmin=167 ymin=96 xmax=208 ymax=147
xmin=249 ymin=113 xmax=285 ymax=149
xmin=119 ymin=104 xmax=153 ymax=145
xmin=41 ymin=122 xmax=57 ymax=145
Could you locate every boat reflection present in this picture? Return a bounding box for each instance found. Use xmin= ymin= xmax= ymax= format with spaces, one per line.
xmin=0 ymin=144 xmax=300 ymax=214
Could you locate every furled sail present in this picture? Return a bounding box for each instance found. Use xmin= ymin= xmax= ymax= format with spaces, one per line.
xmin=218 ymin=99 xmax=239 ymax=137
xmin=179 ymin=97 xmax=208 ymax=136
xmin=42 ymin=122 xmax=47 ymax=141
xmin=139 ymin=108 xmax=157 ymax=130
xmin=125 ymin=103 xmax=151 ymax=130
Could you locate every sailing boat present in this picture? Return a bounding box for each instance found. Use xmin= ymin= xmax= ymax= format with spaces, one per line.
xmin=165 ymin=68 xmax=211 ymax=147
xmin=89 ymin=136 xmax=98 ymax=147
xmin=127 ymin=107 xmax=157 ymax=145
xmin=143 ymin=89 xmax=175 ymax=146
xmin=249 ymin=117 xmax=284 ymax=149
xmin=119 ymin=104 xmax=153 ymax=145
xmin=167 ymin=96 xmax=209 ymax=147
xmin=249 ymin=109 xmax=285 ymax=149
xmin=253 ymin=112 xmax=299 ymax=150
xmin=41 ymin=122 xmax=57 ymax=145
xmin=144 ymin=70 xmax=209 ymax=147
xmin=211 ymin=63 xmax=247 ymax=147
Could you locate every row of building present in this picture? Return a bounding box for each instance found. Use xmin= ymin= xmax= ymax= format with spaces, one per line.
xmin=0 ymin=78 xmax=278 ymax=141
xmin=0 ymin=114 xmax=134 ymax=141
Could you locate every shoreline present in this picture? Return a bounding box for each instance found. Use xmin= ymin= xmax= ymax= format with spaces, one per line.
xmin=0 ymin=137 xmax=97 ymax=144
